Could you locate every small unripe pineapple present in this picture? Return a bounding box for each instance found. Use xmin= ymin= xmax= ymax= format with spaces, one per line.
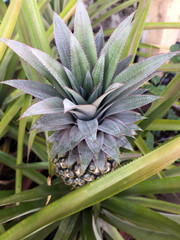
xmin=0 ymin=0 xmax=178 ymax=188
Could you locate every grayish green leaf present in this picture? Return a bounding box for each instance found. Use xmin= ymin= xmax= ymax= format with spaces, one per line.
xmin=36 ymin=124 xmax=71 ymax=133
xmin=92 ymin=54 xmax=105 ymax=86
xmin=67 ymin=148 xmax=79 ymax=167
xmin=95 ymin=27 xmax=104 ymax=57
xmin=48 ymin=132 xmax=61 ymax=143
xmin=83 ymin=71 xmax=94 ymax=93
xmin=97 ymin=151 xmax=106 ymax=171
xmin=85 ymin=132 xmax=104 ymax=160
xmin=127 ymin=123 xmax=142 ymax=132
xmin=30 ymin=47 xmax=70 ymax=87
xmin=92 ymin=82 xmax=123 ymax=108
xmin=102 ymin=135 xmax=121 ymax=163
xmin=113 ymin=111 xmax=145 ymax=124
xmin=63 ymin=99 xmax=97 ymax=118
xmin=69 ymin=126 xmax=84 ymax=148
xmin=1 ymin=80 xmax=61 ymax=99
xmin=88 ymin=82 xmax=103 ymax=104
xmin=117 ymin=73 xmax=157 ymax=99
xmin=58 ymin=129 xmax=72 ymax=157
xmin=77 ymin=118 xmax=98 ymax=142
xmin=64 ymin=67 xmax=80 ymax=93
xmin=74 ymin=0 xmax=97 ymax=70
xmin=63 ymin=86 xmax=87 ymax=104
xmin=103 ymin=23 xmax=132 ymax=89
xmin=21 ymin=97 xmax=63 ymax=118
xmin=116 ymin=136 xmax=133 ymax=151
xmin=70 ymin=110 xmax=90 ymax=120
xmin=70 ymin=35 xmax=89 ymax=85
xmin=50 ymin=132 xmax=64 ymax=156
xmin=78 ymin=141 xmax=94 ymax=172
xmin=113 ymin=52 xmax=180 ymax=86
xmin=110 ymin=117 xmax=134 ymax=137
xmin=0 ymin=39 xmax=69 ymax=97
xmin=53 ymin=13 xmax=71 ymax=69
xmin=101 ymin=12 xmax=135 ymax=54
xmin=105 ymin=95 xmax=159 ymax=117
xmin=113 ymin=55 xmax=133 ymax=80
xmin=31 ymin=113 xmax=74 ymax=131
xmin=98 ymin=118 xmax=121 ymax=138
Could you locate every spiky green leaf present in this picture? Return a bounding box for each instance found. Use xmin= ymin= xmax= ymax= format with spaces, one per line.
xmin=63 ymin=86 xmax=87 ymax=104
xmin=58 ymin=129 xmax=72 ymax=157
xmin=78 ymin=141 xmax=94 ymax=172
xmin=92 ymin=53 xmax=105 ymax=86
xmin=113 ymin=52 xmax=180 ymax=86
xmin=74 ymin=0 xmax=97 ymax=70
xmin=0 ymin=39 xmax=69 ymax=97
xmin=36 ymin=124 xmax=71 ymax=133
xmin=83 ymin=71 xmax=94 ymax=93
xmin=69 ymin=126 xmax=84 ymax=148
xmin=31 ymin=113 xmax=74 ymax=131
xmin=97 ymin=151 xmax=106 ymax=171
xmin=63 ymin=99 xmax=97 ymax=118
xmin=102 ymin=135 xmax=121 ymax=163
xmin=101 ymin=12 xmax=135 ymax=54
xmin=85 ymin=132 xmax=104 ymax=160
xmin=98 ymin=118 xmax=121 ymax=138
xmin=92 ymin=83 xmax=123 ymax=108
xmin=103 ymin=23 xmax=132 ymax=89
xmin=113 ymin=111 xmax=145 ymax=124
xmin=112 ymin=55 xmax=133 ymax=80
xmin=95 ymin=27 xmax=104 ymax=57
xmin=111 ymin=72 xmax=157 ymax=102
xmin=21 ymin=97 xmax=63 ymax=118
xmin=88 ymin=82 xmax=103 ymax=104
xmin=63 ymin=67 xmax=80 ymax=93
xmin=116 ymin=136 xmax=133 ymax=151
xmin=53 ymin=12 xmax=71 ymax=69
xmin=1 ymin=80 xmax=61 ymax=99
xmin=110 ymin=117 xmax=134 ymax=137
xmin=105 ymin=95 xmax=159 ymax=117
xmin=70 ymin=35 xmax=89 ymax=85
xmin=77 ymin=118 xmax=98 ymax=142
xmin=67 ymin=148 xmax=79 ymax=167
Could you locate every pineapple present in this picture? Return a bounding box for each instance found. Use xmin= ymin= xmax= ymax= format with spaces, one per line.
xmin=0 ymin=0 xmax=178 ymax=188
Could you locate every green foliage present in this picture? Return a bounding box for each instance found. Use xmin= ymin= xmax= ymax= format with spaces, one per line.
xmin=0 ymin=0 xmax=180 ymax=239
xmin=145 ymin=132 xmax=154 ymax=150
xmin=170 ymin=43 xmax=180 ymax=63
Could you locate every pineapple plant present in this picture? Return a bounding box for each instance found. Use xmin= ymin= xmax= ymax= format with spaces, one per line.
xmin=0 ymin=0 xmax=178 ymax=189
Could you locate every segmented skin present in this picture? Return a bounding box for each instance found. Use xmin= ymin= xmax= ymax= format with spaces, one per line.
xmin=52 ymin=157 xmax=118 ymax=188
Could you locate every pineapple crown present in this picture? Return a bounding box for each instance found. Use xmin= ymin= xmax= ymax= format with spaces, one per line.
xmin=0 ymin=0 xmax=178 ymax=172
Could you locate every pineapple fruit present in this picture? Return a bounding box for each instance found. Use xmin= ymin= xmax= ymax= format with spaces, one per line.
xmin=0 ymin=0 xmax=178 ymax=188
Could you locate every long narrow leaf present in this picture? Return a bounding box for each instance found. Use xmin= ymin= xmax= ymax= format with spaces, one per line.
xmin=0 ymin=39 xmax=68 ymax=97
xmin=20 ymin=97 xmax=63 ymax=119
xmin=0 ymin=182 xmax=69 ymax=206
xmin=0 ymin=0 xmax=23 ymax=60
xmin=1 ymin=80 xmax=61 ymax=99
xmin=118 ymin=177 xmax=180 ymax=197
xmin=123 ymin=196 xmax=180 ymax=214
xmin=1 ymin=135 xmax=180 ymax=240
xmin=16 ymin=95 xmax=31 ymax=195
xmin=102 ymin=197 xmax=180 ymax=237
xmin=74 ymin=0 xmax=97 ymax=70
xmin=0 ymin=96 xmax=24 ymax=136
xmin=102 ymin=210 xmax=180 ymax=240
xmin=0 ymin=151 xmax=46 ymax=185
